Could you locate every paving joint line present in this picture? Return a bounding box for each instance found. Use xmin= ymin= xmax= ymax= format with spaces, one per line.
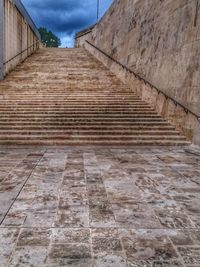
xmin=0 ymin=150 xmax=46 ymax=225
xmin=184 ymin=149 xmax=200 ymax=157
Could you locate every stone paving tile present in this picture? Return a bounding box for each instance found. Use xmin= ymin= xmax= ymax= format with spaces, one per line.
xmin=9 ymin=246 xmax=48 ymax=267
xmin=0 ymin=152 xmax=44 ymax=225
xmin=0 ymin=228 xmax=20 ymax=266
xmin=47 ymin=243 xmax=92 ymax=266
xmin=84 ymin=152 xmax=116 ymax=228
xmin=0 ymin=146 xmax=200 ymax=266
xmin=178 ymin=246 xmax=200 ymax=265
xmin=120 ymin=229 xmax=179 ymax=263
xmin=92 ymin=228 xmax=128 ymax=267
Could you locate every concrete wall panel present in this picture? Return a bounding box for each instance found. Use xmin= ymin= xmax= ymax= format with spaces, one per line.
xmin=2 ymin=0 xmax=40 ymax=77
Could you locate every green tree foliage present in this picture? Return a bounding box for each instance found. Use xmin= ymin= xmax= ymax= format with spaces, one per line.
xmin=39 ymin=27 xmax=61 ymax=47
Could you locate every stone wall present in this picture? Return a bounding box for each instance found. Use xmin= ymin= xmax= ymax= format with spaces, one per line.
xmin=85 ymin=41 xmax=200 ymax=144
xmin=75 ymin=0 xmax=200 ymax=144
xmin=90 ymin=0 xmax=200 ymax=117
xmin=75 ymin=31 xmax=92 ymax=48
xmin=74 ymin=25 xmax=94 ymax=48
xmin=2 ymin=0 xmax=40 ymax=78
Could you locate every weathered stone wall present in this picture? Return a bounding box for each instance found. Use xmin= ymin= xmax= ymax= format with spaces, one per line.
xmin=76 ymin=0 xmax=200 ymax=144
xmin=74 ymin=25 xmax=94 ymax=48
xmin=2 ymin=0 xmax=40 ymax=77
xmin=90 ymin=0 xmax=200 ymax=117
xmin=75 ymin=31 xmax=92 ymax=48
xmin=85 ymin=41 xmax=200 ymax=144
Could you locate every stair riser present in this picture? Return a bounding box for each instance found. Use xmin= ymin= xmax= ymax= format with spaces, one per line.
xmin=0 ymin=91 xmax=136 ymax=94
xmin=0 ymin=101 xmax=149 ymax=105
xmin=1 ymin=97 xmax=141 ymax=100
xmin=0 ymin=118 xmax=166 ymax=122
xmin=0 ymin=126 xmax=175 ymax=131
xmin=0 ymin=105 xmax=153 ymax=109
xmin=0 ymin=136 xmax=186 ymax=141
xmin=0 ymin=122 xmax=172 ymax=126
xmin=0 ymin=114 xmax=161 ymax=118
xmin=0 ymin=131 xmax=179 ymax=136
xmin=0 ymin=93 xmax=138 ymax=95
xmin=0 ymin=140 xmax=190 ymax=146
xmin=0 ymin=109 xmax=155 ymax=112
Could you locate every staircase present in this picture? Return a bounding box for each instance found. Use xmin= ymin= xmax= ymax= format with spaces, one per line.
xmin=0 ymin=48 xmax=189 ymax=145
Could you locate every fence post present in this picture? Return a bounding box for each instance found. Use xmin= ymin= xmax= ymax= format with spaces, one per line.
xmin=0 ymin=0 xmax=4 ymax=80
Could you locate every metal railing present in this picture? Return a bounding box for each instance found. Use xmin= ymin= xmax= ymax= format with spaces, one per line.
xmin=86 ymin=40 xmax=200 ymax=122
xmin=75 ymin=30 xmax=93 ymax=40
xmin=3 ymin=41 xmax=40 ymax=65
xmin=75 ymin=24 xmax=96 ymax=40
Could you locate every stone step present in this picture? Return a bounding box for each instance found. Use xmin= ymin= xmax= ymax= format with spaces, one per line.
xmin=0 ymin=125 xmax=175 ymax=130
xmin=0 ymin=134 xmax=187 ymax=141
xmin=0 ymin=105 xmax=154 ymax=110
xmin=0 ymin=98 xmax=144 ymax=101
xmin=0 ymin=139 xmax=190 ymax=146
xmin=0 ymin=90 xmax=135 ymax=93
xmin=0 ymin=98 xmax=143 ymax=101
xmin=0 ymin=107 xmax=155 ymax=111
xmin=0 ymin=113 xmax=160 ymax=118
xmin=0 ymin=129 xmax=182 ymax=137
xmin=0 ymin=122 xmax=173 ymax=127
xmin=0 ymin=118 xmax=166 ymax=122
xmin=0 ymin=100 xmax=147 ymax=103
xmin=0 ymin=93 xmax=138 ymax=97
xmin=0 ymin=92 xmax=141 ymax=98
xmin=7 ymin=88 xmax=132 ymax=91
xmin=0 ymin=104 xmax=152 ymax=107
xmin=0 ymin=112 xmax=158 ymax=117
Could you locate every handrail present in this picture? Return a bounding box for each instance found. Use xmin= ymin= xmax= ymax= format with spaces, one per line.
xmin=86 ymin=40 xmax=200 ymax=121
xmin=75 ymin=30 xmax=92 ymax=39
xmin=75 ymin=30 xmax=93 ymax=40
xmin=3 ymin=41 xmax=40 ymax=65
xmin=75 ymin=24 xmax=96 ymax=40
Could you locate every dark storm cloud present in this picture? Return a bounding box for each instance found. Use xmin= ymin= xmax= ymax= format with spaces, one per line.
xmin=35 ymin=9 xmax=94 ymax=34
xmin=22 ymin=0 xmax=113 ymax=46
xmin=22 ymin=0 xmax=112 ymax=33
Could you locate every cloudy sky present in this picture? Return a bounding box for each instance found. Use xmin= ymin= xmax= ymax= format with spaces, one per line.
xmin=22 ymin=0 xmax=113 ymax=47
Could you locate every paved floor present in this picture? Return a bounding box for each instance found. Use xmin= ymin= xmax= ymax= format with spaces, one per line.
xmin=0 ymin=146 xmax=200 ymax=267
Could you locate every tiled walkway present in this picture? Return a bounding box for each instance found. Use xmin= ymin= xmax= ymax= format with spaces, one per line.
xmin=0 ymin=146 xmax=200 ymax=267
